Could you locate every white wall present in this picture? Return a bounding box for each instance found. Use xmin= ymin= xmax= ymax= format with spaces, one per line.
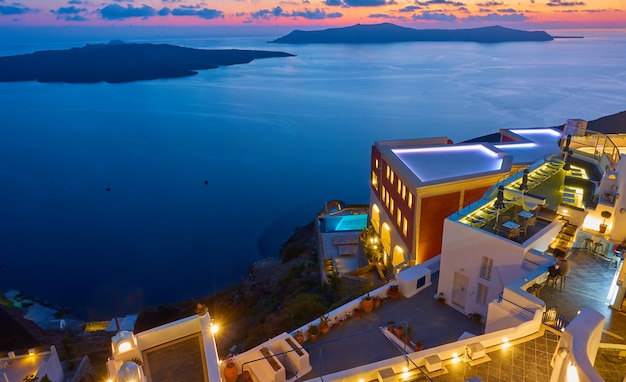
xmin=549 ymin=307 xmax=605 ymax=382
xmin=439 ymin=220 xmax=530 ymax=317
xmin=438 ymin=219 xmax=561 ymax=319
xmin=610 ymin=157 xmax=626 ymax=242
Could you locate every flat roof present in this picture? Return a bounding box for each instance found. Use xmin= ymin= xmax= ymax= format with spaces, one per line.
xmin=379 ymin=127 xmax=562 ymax=187
xmin=392 ymin=144 xmax=506 ymax=183
xmin=496 ymin=128 xmax=563 ymax=163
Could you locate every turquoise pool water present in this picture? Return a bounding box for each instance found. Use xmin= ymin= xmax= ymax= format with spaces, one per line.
xmin=322 ymin=214 xmax=368 ymax=233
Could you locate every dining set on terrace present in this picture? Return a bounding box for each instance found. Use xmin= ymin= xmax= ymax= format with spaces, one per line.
xmin=496 ymin=205 xmax=539 ymax=242
xmin=459 ymin=157 xmax=565 ymax=242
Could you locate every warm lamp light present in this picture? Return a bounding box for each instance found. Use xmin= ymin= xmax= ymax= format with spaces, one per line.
xmin=567 ymin=362 xmax=580 ymax=382
xmin=451 ymin=352 xmax=462 ymax=364
xmin=210 ymin=323 xmax=219 ymax=334
xmin=118 ymin=341 xmax=132 ymax=354
xmin=501 ymin=337 xmax=511 ymax=349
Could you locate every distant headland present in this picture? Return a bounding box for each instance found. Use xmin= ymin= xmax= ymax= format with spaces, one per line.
xmin=0 ymin=41 xmax=295 ymax=84
xmin=269 ymin=23 xmax=554 ymax=44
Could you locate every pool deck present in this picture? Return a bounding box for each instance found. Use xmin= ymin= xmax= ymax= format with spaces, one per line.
xmin=316 ymin=209 xmax=369 ymax=277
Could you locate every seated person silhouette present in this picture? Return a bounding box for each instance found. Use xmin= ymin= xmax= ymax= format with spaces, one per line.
xmin=548 ymin=250 xmax=570 ymax=277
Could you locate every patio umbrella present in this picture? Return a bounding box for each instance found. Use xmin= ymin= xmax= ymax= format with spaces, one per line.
xmin=562 ymin=134 xmax=572 ymax=153
xmin=519 ymin=169 xmax=529 ymax=208
xmin=563 ymin=149 xmax=573 ymax=171
xmin=494 ymin=185 xmax=506 ymax=232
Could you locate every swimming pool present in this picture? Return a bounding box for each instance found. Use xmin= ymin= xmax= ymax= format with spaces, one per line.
xmin=321 ymin=214 xmax=368 ymax=233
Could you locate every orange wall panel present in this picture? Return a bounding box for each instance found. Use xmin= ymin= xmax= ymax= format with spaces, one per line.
xmin=418 ymin=192 xmax=461 ymax=264
xmin=463 ymin=185 xmax=491 ymax=207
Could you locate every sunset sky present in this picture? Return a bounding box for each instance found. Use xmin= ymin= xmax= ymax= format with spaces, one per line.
xmin=0 ymin=0 xmax=624 ymax=29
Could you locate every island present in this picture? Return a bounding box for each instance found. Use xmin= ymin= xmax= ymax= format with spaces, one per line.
xmin=269 ymin=23 xmax=554 ymax=44
xmin=0 ymin=41 xmax=295 ymax=83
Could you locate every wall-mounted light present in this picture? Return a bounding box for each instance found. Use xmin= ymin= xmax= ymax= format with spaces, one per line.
xmin=118 ymin=341 xmax=132 ymax=353
xmin=621 ymin=208 xmax=626 ymax=214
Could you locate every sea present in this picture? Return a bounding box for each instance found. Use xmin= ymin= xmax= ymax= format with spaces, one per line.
xmin=0 ymin=27 xmax=625 ymax=320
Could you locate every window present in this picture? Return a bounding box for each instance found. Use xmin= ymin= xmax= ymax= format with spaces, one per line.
xmin=390 ymin=171 xmax=395 ymax=184
xmin=476 ymin=283 xmax=489 ymax=305
xmin=371 ymin=171 xmax=378 ymax=190
xmin=375 ymin=159 xmax=379 ymax=169
xmin=402 ymin=185 xmax=406 ymax=200
xmin=386 ymin=191 xmax=390 ymax=208
xmin=397 ymin=179 xmax=402 ymax=194
xmin=480 ymin=256 xmax=493 ymax=281
xmin=381 ymin=186 xmax=386 ymax=202
xmin=386 ymin=165 xmax=390 ymax=180
xmin=397 ymin=208 xmax=402 ymax=226
xmin=390 ymin=198 xmax=394 ymax=213
xmin=402 ymin=217 xmax=408 ymax=236
xmin=408 ymin=193 xmax=413 ymax=208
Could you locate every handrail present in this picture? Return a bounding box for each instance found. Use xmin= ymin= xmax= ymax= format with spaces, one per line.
xmin=379 ymin=323 xmax=435 ymax=382
xmin=240 ymin=346 xmax=302 ymax=382
xmin=561 ymin=128 xmax=623 ymax=168
xmin=497 ymin=292 xmax=539 ymax=316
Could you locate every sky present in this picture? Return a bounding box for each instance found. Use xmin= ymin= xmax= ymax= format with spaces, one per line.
xmin=0 ymin=0 xmax=624 ymax=30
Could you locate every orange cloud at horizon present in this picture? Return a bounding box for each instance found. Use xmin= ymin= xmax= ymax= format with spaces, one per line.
xmin=0 ymin=0 xmax=624 ymax=29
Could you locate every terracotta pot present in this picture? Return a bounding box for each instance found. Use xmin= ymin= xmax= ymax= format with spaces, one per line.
xmin=224 ymin=363 xmax=238 ymax=382
xmin=309 ymin=333 xmax=318 ymax=343
xmin=353 ymin=308 xmax=362 ymax=318
xmin=338 ymin=319 xmax=344 ymax=327
xmin=320 ymin=322 xmax=330 ymax=335
xmin=414 ymin=341 xmax=423 ymax=351
xmin=388 ymin=286 xmax=399 ymax=299
xmin=243 ymin=371 xmax=253 ymax=382
xmin=373 ymin=297 xmax=381 ymax=309
xmin=294 ymin=331 xmax=304 ymax=345
xmin=395 ymin=326 xmax=404 ymax=339
xmin=361 ymin=298 xmax=374 ymax=313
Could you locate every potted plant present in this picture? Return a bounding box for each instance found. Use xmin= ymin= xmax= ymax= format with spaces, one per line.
xmin=353 ymin=307 xmax=362 ymax=318
xmin=223 ymin=356 xmax=239 ymax=382
xmin=319 ymin=315 xmax=330 ymax=334
xmin=361 ymin=293 xmax=374 ymax=313
xmin=469 ymin=313 xmax=481 ymax=324
xmin=395 ymin=325 xmax=404 ymax=339
xmin=414 ymin=337 xmax=423 ymax=351
xmin=437 ymin=292 xmax=446 ymax=306
xmin=600 ymin=211 xmax=612 ymax=233
xmin=293 ymin=330 xmax=305 ymax=345
xmin=405 ymin=326 xmax=413 ymax=344
xmin=373 ymin=296 xmax=381 ymax=310
xmin=308 ymin=324 xmax=319 ymax=342
xmin=387 ymin=284 xmax=400 ymax=299
xmin=387 ymin=321 xmax=395 ymax=332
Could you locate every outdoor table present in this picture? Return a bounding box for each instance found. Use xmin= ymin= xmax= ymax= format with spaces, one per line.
xmin=503 ymin=221 xmax=520 ymax=229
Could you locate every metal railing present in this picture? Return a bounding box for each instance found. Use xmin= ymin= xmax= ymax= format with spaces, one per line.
xmin=542 ymin=306 xmax=569 ymax=332
xmin=497 ymin=292 xmax=540 ymax=317
xmin=561 ymin=129 xmax=624 ymax=169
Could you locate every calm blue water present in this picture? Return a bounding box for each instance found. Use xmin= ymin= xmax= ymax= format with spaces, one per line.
xmin=1 ymin=28 xmax=625 ymax=320
xmin=322 ymin=215 xmax=368 ymax=233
